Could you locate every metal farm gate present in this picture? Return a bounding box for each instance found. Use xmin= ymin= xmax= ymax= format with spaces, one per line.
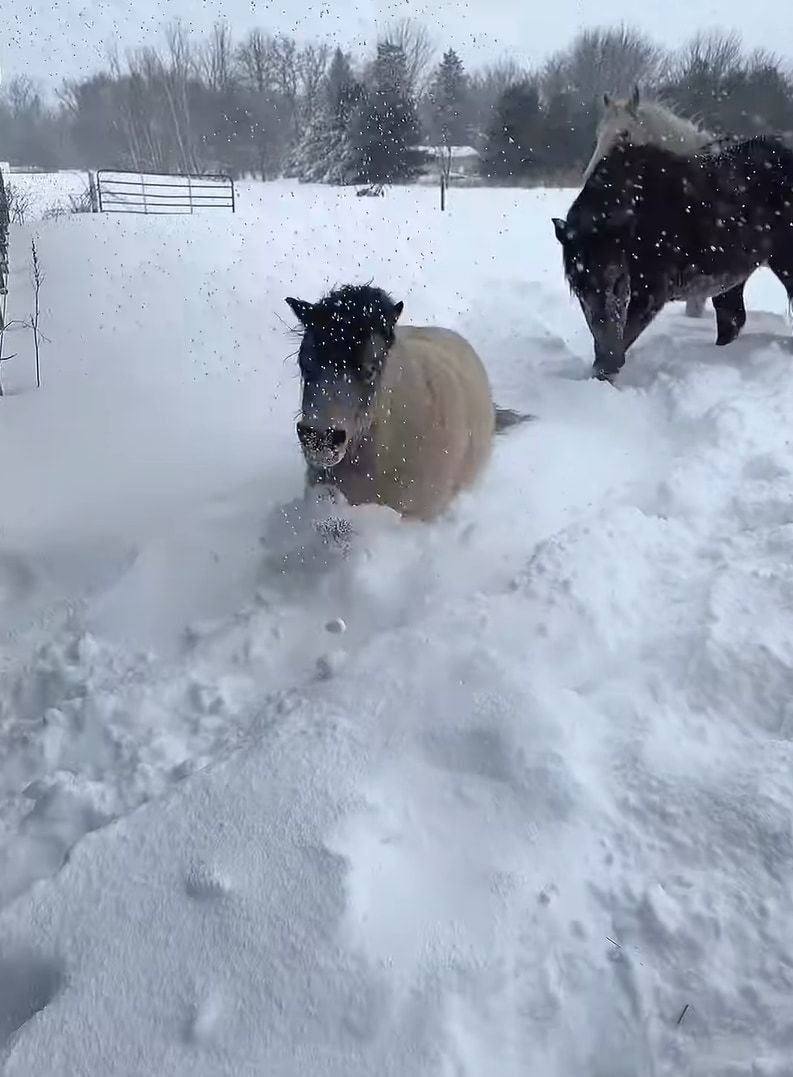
xmin=95 ymin=170 xmax=236 ymax=215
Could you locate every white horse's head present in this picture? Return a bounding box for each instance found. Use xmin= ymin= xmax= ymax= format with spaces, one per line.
xmin=583 ymin=85 xmax=710 ymax=181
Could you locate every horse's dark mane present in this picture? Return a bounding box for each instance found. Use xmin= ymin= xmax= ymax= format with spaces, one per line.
xmin=309 ymin=283 xmax=399 ymax=344
xmin=589 ymin=131 xmax=789 ymax=187
xmin=570 ymin=132 xmax=793 ymax=246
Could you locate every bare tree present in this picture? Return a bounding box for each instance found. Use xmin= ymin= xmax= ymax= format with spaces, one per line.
xmin=162 ymin=21 xmax=201 ymax=171
xmin=745 ymin=46 xmax=783 ymax=73
xmin=237 ymin=29 xmax=272 ymax=92
xmin=268 ymin=35 xmax=300 ymax=136
xmin=540 ymin=53 xmax=573 ymax=100
xmin=298 ymin=43 xmax=331 ymax=127
xmin=236 ymin=29 xmax=299 ymax=178
xmin=30 ymin=240 xmax=43 ymax=389
xmin=4 ymin=75 xmax=40 ymax=116
xmin=661 ymin=30 xmax=746 ymax=129
xmin=469 ymin=57 xmax=531 ymax=143
xmin=163 ymin=19 xmax=198 ymax=82
xmin=104 ymin=49 xmax=146 ymax=169
xmin=0 ymin=241 xmax=48 ymax=393
xmin=472 ymin=57 xmax=530 ymax=100
xmin=670 ymin=30 xmax=743 ymax=84
xmin=548 ymin=25 xmax=665 ymax=102
xmin=125 ymin=48 xmax=171 ymax=170
xmin=435 ymin=144 xmax=452 ymax=210
xmin=202 ymin=21 xmax=236 ymax=92
xmin=383 ymin=17 xmax=436 ymax=94
xmin=111 ymin=23 xmax=202 ymax=174
xmin=3 ymin=183 xmax=32 ymax=225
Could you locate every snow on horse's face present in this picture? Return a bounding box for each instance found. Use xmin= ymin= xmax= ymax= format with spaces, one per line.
xmin=286 ymin=287 xmax=404 ymax=471
xmin=599 ymin=87 xmax=645 ymax=142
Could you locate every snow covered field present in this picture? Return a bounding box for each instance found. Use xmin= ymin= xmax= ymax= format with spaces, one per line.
xmin=2 ymin=177 xmax=793 ymax=1075
xmin=1 ymin=170 xmax=92 ymax=221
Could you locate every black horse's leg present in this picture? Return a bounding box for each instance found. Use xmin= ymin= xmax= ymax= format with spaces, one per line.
xmin=712 ymin=282 xmax=747 ymax=346
xmin=767 ymin=249 xmax=793 ymax=315
xmin=623 ymin=293 xmax=664 ymax=353
xmin=591 ymin=342 xmax=626 ymax=382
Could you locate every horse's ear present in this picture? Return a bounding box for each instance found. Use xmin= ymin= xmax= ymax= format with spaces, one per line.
xmin=628 ymin=85 xmax=640 ymax=114
xmin=552 ymin=217 xmax=567 ymax=244
xmin=285 ymin=297 xmax=314 ymax=325
xmin=382 ymin=299 xmax=404 ymax=336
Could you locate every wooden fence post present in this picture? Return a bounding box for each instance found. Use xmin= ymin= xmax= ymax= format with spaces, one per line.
xmin=87 ymin=171 xmax=99 ymax=213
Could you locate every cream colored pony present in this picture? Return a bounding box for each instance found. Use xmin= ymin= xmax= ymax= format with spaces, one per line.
xmin=584 ymin=85 xmax=716 ymax=317
xmin=287 ymin=285 xmax=530 ymax=522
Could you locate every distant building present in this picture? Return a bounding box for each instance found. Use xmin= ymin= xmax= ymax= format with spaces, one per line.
xmin=415 ymin=145 xmax=481 ymax=179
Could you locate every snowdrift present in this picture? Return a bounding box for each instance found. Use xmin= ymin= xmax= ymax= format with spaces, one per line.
xmin=1 ymin=179 xmax=793 ymax=1075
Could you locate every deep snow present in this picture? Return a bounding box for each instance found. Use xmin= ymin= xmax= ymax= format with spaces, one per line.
xmin=1 ymin=170 xmax=92 ymax=223
xmin=2 ymin=179 xmax=793 ymax=1075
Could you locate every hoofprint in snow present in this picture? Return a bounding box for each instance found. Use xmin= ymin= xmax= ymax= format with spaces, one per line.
xmin=1 ymin=180 xmax=793 ymax=1075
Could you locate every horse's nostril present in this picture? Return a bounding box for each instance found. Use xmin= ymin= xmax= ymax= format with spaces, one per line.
xmin=296 ymin=422 xmax=347 ymax=453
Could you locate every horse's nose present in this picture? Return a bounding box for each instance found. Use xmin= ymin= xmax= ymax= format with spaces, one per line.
xmin=296 ymin=422 xmax=347 ymax=451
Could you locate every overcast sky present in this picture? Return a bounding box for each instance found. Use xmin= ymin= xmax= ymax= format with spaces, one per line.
xmin=2 ymin=0 xmax=789 ymax=89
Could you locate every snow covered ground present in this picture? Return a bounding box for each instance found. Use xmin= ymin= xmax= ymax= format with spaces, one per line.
xmin=1 ymin=170 xmax=92 ymax=222
xmin=2 ymin=178 xmax=793 ymax=1075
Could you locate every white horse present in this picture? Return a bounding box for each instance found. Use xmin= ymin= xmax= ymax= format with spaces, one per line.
xmin=583 ymin=86 xmax=716 ymax=318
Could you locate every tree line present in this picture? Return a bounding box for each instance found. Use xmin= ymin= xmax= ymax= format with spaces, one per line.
xmin=2 ymin=21 xmax=793 ymax=185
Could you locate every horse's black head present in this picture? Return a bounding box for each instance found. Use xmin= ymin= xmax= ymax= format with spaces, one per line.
xmin=286 ymin=284 xmax=404 ymax=469
xmin=552 ymin=149 xmax=640 ymax=371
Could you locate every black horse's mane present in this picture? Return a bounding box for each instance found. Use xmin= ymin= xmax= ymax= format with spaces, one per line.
xmin=307 ymin=284 xmax=400 ymax=346
xmin=585 ymin=131 xmax=790 ymax=197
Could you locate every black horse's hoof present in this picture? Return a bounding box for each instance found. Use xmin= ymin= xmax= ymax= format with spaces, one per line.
xmin=715 ymin=328 xmax=739 ymax=347
xmin=592 ymin=367 xmax=618 ymax=384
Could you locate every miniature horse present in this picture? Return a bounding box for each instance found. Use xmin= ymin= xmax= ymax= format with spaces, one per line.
xmin=552 ymin=134 xmax=793 ymax=381
xmin=286 ymin=284 xmax=530 ymax=521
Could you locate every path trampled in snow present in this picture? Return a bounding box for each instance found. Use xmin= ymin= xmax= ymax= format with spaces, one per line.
xmin=1 ymin=181 xmax=793 ymax=1075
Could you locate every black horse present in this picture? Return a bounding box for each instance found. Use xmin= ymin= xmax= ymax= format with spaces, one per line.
xmin=552 ymin=134 xmax=793 ymax=381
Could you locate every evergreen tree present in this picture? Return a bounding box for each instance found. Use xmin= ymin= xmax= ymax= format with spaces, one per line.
xmin=427 ymin=49 xmax=472 ymax=146
xmin=288 ymin=48 xmax=362 ymax=183
xmin=541 ymin=88 xmax=597 ymax=173
xmin=349 ymin=41 xmax=423 ymax=184
xmin=323 ymin=80 xmax=366 ymax=183
xmin=325 ymin=48 xmax=356 ymax=114
xmin=480 ymin=80 xmax=544 ymax=180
